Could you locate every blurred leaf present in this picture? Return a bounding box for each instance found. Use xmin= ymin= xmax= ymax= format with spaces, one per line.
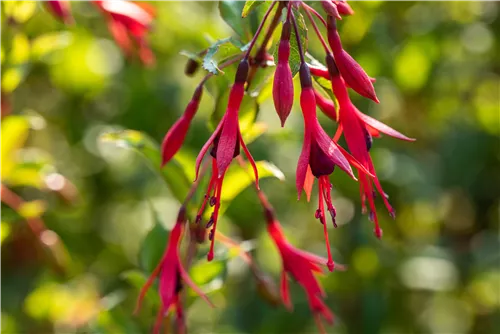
xmin=220 ymin=161 xmax=284 ymax=202
xmin=3 ymin=1 xmax=36 ymax=23
xmin=241 ymin=0 xmax=266 ymax=18
xmin=219 ymin=1 xmax=248 ymax=38
xmin=31 ymin=32 xmax=72 ymax=62
xmin=18 ymin=200 xmax=46 ymax=219
xmin=139 ymin=204 xmax=170 ymax=274
xmin=120 ymin=270 xmax=159 ymax=308
xmin=190 ymin=260 xmax=226 ymax=286
xmin=242 ymin=122 xmax=268 ymax=144
xmin=99 ymin=130 xmax=191 ymax=202
xmin=1 ymin=222 xmax=11 ymax=244
xmin=1 ymin=115 xmax=30 ymax=181
xmin=9 ymin=34 xmax=30 ymax=65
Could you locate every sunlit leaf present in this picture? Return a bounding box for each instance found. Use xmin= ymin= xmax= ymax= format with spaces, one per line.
xmin=18 ymin=200 xmax=46 ymax=219
xmin=1 ymin=116 xmax=30 ymax=180
xmin=139 ymin=205 xmax=169 ymax=274
xmin=202 ymin=37 xmax=247 ymax=75
xmin=3 ymin=1 xmax=36 ymax=23
xmin=241 ymin=0 xmax=265 ymax=18
xmin=219 ymin=1 xmax=248 ymax=39
xmin=31 ymin=32 xmax=73 ymax=62
xmin=190 ymin=260 xmax=226 ymax=286
xmin=1 ymin=222 xmax=11 ymax=244
xmin=220 ymin=161 xmax=285 ymax=202
xmin=99 ymin=130 xmax=191 ymax=202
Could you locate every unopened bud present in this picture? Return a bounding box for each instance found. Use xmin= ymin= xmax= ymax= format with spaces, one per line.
xmin=321 ymin=0 xmax=341 ymax=20
xmin=273 ymin=27 xmax=294 ymax=127
xmin=184 ymin=58 xmax=200 ymax=76
xmin=336 ymin=0 xmax=354 ymax=16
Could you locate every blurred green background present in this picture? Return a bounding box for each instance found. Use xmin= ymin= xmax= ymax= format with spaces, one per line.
xmin=1 ymin=1 xmax=499 ymax=333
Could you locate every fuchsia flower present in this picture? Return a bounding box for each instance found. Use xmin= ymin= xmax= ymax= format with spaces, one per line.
xmin=194 ymin=59 xmax=259 ymax=261
xmin=266 ymin=208 xmax=345 ymax=333
xmin=326 ymin=16 xmax=377 ymax=102
xmin=273 ymin=20 xmax=294 ymax=127
xmin=296 ymin=63 xmax=371 ymax=270
xmin=45 ymin=1 xmax=73 ymax=25
xmin=161 ymin=86 xmax=203 ymax=166
xmin=325 ymin=53 xmax=415 ymax=238
xmin=93 ymin=0 xmax=155 ymax=66
xmin=135 ymin=208 xmax=214 ymax=334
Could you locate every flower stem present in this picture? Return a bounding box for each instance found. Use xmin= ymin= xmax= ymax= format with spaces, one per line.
xmin=302 ymin=4 xmax=330 ymax=54
xmin=244 ymin=1 xmax=278 ymax=60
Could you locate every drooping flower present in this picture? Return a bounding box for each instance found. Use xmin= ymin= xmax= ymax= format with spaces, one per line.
xmin=273 ymin=20 xmax=294 ymax=126
xmin=326 ymin=15 xmax=377 ymax=102
xmin=93 ymin=0 xmax=155 ymax=66
xmin=194 ymin=59 xmax=259 ymax=261
xmin=296 ymin=63 xmax=370 ymax=270
xmin=325 ymin=54 xmax=415 ymax=238
xmin=161 ymin=85 xmax=203 ymax=166
xmin=135 ymin=207 xmax=214 ymax=334
xmin=45 ymin=1 xmax=73 ymax=25
xmin=266 ymin=210 xmax=345 ymax=333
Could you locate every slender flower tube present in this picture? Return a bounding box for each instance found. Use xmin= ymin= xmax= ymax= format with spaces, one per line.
xmin=93 ymin=0 xmax=155 ymax=66
xmin=161 ymin=86 xmax=203 ymax=166
xmin=45 ymin=1 xmax=73 ymax=25
xmin=326 ymin=54 xmax=415 ymax=238
xmin=326 ymin=15 xmax=378 ymax=102
xmin=194 ymin=59 xmax=259 ymax=261
xmin=135 ymin=207 xmax=214 ymax=334
xmin=273 ymin=20 xmax=294 ymax=127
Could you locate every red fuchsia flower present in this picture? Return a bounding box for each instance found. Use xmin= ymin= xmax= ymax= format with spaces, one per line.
xmin=135 ymin=207 xmax=214 ymax=334
xmin=296 ymin=63 xmax=371 ymax=271
xmin=265 ymin=208 xmax=345 ymax=333
xmin=325 ymin=54 xmax=415 ymax=238
xmin=314 ymin=89 xmax=337 ymax=121
xmin=45 ymin=1 xmax=73 ymax=25
xmin=335 ymin=0 xmax=354 ymax=16
xmin=194 ymin=59 xmax=259 ymax=261
xmin=273 ymin=20 xmax=294 ymax=127
xmin=161 ymin=85 xmax=203 ymax=166
xmin=93 ymin=0 xmax=155 ymax=66
xmin=326 ymin=16 xmax=378 ymax=102
xmin=321 ymin=0 xmax=341 ymax=20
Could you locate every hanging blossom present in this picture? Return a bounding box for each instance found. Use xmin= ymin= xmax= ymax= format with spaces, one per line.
xmin=256 ymin=187 xmax=345 ymax=333
xmin=45 ymin=1 xmax=73 ymax=25
xmin=134 ymin=207 xmax=214 ymax=334
xmin=93 ymin=0 xmax=156 ymax=66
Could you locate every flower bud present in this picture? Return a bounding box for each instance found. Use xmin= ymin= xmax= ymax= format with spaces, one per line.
xmin=335 ymin=0 xmax=354 ymax=16
xmin=184 ymin=58 xmax=200 ymax=77
xmin=321 ymin=0 xmax=341 ymax=20
xmin=161 ymin=86 xmax=203 ymax=166
xmin=273 ymin=22 xmax=294 ymax=127
xmin=326 ymin=17 xmax=378 ymax=103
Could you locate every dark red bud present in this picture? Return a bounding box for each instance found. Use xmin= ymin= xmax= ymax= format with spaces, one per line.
xmin=299 ymin=63 xmax=312 ymax=89
xmin=161 ymin=86 xmax=203 ymax=167
xmin=321 ymin=0 xmax=341 ymax=20
xmin=273 ymin=39 xmax=294 ymax=127
xmin=235 ymin=59 xmax=249 ymax=83
xmin=184 ymin=58 xmax=200 ymax=77
xmin=335 ymin=50 xmax=379 ymax=102
xmin=335 ymin=1 xmax=354 ymax=16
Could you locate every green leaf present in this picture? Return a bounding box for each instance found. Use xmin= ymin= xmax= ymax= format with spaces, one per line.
xmin=139 ymin=204 xmax=169 ymax=274
xmin=273 ymin=8 xmax=308 ymax=77
xmin=3 ymin=1 xmax=36 ymax=24
xmin=202 ymin=37 xmax=246 ymax=75
xmin=120 ymin=270 xmax=159 ymax=307
xmin=220 ymin=161 xmax=285 ymax=202
xmin=31 ymin=32 xmax=72 ymax=62
xmin=99 ymin=130 xmax=191 ymax=202
xmin=219 ymin=1 xmax=248 ymax=38
xmin=242 ymin=0 xmax=263 ymax=18
xmin=1 ymin=115 xmax=30 ymax=181
xmin=190 ymin=260 xmax=226 ymax=286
